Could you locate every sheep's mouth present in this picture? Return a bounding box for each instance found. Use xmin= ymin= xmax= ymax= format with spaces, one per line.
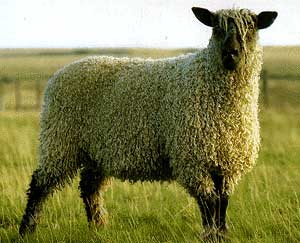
xmin=222 ymin=50 xmax=240 ymax=70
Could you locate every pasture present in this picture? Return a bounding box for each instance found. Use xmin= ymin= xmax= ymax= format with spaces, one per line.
xmin=0 ymin=47 xmax=300 ymax=242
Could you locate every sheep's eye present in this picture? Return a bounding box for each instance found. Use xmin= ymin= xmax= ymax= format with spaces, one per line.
xmin=213 ymin=27 xmax=225 ymax=37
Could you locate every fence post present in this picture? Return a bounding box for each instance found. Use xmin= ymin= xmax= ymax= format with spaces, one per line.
xmin=0 ymin=84 xmax=4 ymax=111
xmin=15 ymin=79 xmax=21 ymax=111
xmin=262 ymin=70 xmax=268 ymax=107
xmin=35 ymin=80 xmax=42 ymax=110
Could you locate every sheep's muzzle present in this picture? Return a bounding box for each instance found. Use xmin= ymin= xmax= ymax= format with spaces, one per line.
xmin=222 ymin=49 xmax=240 ymax=70
xmin=221 ymin=20 xmax=242 ymax=71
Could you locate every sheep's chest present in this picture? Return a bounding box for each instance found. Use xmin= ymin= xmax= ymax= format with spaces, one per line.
xmin=197 ymin=94 xmax=259 ymax=174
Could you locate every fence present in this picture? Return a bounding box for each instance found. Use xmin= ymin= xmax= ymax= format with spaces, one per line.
xmin=261 ymin=70 xmax=269 ymax=107
xmin=0 ymin=79 xmax=44 ymax=111
xmin=0 ymin=70 xmax=297 ymax=111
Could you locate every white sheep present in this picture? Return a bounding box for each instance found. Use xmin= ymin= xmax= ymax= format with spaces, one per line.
xmin=20 ymin=7 xmax=277 ymax=240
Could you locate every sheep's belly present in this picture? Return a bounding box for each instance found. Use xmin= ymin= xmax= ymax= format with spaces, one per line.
xmin=102 ymin=151 xmax=173 ymax=182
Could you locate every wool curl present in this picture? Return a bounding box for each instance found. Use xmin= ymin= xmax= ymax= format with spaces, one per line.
xmin=36 ymin=9 xmax=262 ymax=198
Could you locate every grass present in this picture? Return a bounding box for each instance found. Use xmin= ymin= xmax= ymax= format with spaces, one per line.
xmin=0 ymin=47 xmax=300 ymax=242
xmin=0 ymin=109 xmax=299 ymax=243
xmin=263 ymin=46 xmax=300 ymax=80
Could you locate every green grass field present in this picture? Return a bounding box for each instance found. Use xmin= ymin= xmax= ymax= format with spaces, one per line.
xmin=0 ymin=47 xmax=300 ymax=242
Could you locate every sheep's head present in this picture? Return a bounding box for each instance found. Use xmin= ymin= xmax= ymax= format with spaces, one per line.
xmin=192 ymin=7 xmax=277 ymax=70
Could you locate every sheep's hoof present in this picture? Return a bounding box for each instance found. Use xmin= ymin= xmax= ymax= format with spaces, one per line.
xmin=90 ymin=207 xmax=108 ymax=227
xmin=218 ymin=223 xmax=228 ymax=235
xmin=201 ymin=227 xmax=217 ymax=242
xmin=201 ymin=226 xmax=228 ymax=242
xmin=19 ymin=216 xmax=36 ymax=236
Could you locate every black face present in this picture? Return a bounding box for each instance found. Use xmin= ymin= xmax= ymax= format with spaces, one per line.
xmin=217 ymin=19 xmax=242 ymax=70
xmin=191 ymin=7 xmax=278 ymax=71
xmin=222 ymin=48 xmax=240 ymax=70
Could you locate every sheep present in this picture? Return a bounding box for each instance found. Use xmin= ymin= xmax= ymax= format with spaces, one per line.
xmin=19 ymin=7 xmax=277 ymax=240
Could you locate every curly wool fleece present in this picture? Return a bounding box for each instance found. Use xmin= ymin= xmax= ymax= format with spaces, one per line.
xmin=38 ymin=9 xmax=262 ymax=197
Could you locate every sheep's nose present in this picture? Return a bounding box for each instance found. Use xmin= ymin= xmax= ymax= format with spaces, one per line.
xmin=222 ymin=49 xmax=239 ymax=59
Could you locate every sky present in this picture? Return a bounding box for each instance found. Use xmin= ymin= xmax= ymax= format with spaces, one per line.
xmin=1 ymin=0 xmax=300 ymax=48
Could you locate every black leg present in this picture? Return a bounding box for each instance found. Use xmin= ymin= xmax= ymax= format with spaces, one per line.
xmin=19 ymin=169 xmax=57 ymax=236
xmin=212 ymin=172 xmax=229 ymax=236
xmin=216 ymin=194 xmax=229 ymax=233
xmin=79 ymin=156 xmax=108 ymax=226
xmin=19 ymin=161 xmax=79 ymax=237
xmin=197 ymin=196 xmax=216 ymax=230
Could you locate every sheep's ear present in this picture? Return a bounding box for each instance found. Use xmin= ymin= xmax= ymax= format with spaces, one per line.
xmin=257 ymin=11 xmax=278 ymax=29
xmin=192 ymin=7 xmax=216 ymax=27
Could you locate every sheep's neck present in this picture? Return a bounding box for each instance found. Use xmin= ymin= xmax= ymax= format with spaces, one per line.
xmin=200 ymin=44 xmax=262 ymax=108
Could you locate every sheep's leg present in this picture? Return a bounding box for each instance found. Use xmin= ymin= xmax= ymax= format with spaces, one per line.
xmin=215 ymin=194 xmax=229 ymax=233
xmin=79 ymin=158 xmax=108 ymax=226
xmin=197 ymin=196 xmax=216 ymax=236
xmin=213 ymin=173 xmax=229 ymax=236
xmin=19 ymin=166 xmax=74 ymax=236
xmin=19 ymin=170 xmax=49 ymax=236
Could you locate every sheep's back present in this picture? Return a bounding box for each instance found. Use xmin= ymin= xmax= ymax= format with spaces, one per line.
xmin=40 ymin=56 xmax=175 ymax=180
